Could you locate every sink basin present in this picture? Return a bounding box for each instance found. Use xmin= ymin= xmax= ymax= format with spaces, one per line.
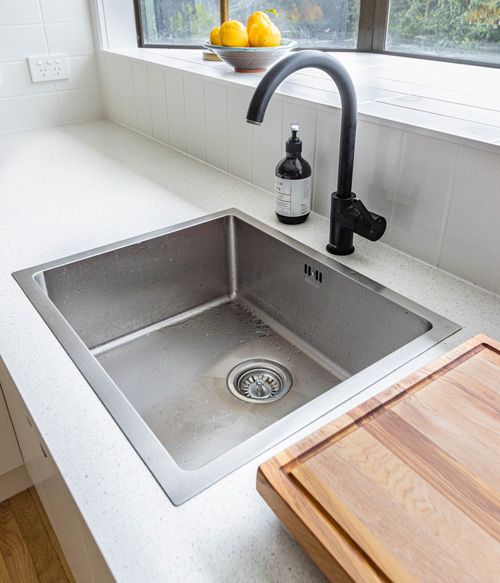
xmin=14 ymin=209 xmax=460 ymax=504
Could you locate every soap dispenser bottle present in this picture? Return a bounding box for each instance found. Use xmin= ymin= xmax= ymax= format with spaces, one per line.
xmin=274 ymin=123 xmax=312 ymax=224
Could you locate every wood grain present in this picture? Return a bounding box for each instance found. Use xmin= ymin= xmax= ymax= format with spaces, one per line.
xmin=258 ymin=335 xmax=500 ymax=582
xmin=9 ymin=490 xmax=69 ymax=583
xmin=29 ymin=490 xmax=75 ymax=583
xmin=0 ymin=488 xmax=73 ymax=583
xmin=0 ymin=496 xmax=38 ymax=583
xmin=0 ymin=546 xmax=12 ymax=583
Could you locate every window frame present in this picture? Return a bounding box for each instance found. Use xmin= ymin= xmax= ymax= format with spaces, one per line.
xmin=133 ymin=0 xmax=500 ymax=69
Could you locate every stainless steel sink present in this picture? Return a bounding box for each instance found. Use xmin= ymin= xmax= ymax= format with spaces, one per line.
xmin=14 ymin=209 xmax=460 ymax=504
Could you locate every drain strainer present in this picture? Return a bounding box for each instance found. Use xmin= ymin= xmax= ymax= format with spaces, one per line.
xmin=227 ymin=359 xmax=293 ymax=403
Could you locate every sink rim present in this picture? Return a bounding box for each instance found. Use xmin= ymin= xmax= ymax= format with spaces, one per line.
xmin=12 ymin=208 xmax=461 ymax=505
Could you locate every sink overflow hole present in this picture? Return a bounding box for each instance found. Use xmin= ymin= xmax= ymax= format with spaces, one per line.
xmin=304 ymin=263 xmax=323 ymax=283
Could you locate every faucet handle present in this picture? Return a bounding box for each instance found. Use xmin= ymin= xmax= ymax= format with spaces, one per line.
xmin=351 ymin=198 xmax=386 ymax=241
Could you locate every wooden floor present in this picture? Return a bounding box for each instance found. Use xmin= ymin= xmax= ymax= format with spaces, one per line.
xmin=0 ymin=487 xmax=74 ymax=583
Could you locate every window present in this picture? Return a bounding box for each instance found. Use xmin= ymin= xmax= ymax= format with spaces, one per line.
xmin=137 ymin=0 xmax=360 ymax=47
xmin=135 ymin=0 xmax=500 ymax=67
xmin=387 ymin=1 xmax=500 ymax=64
xmin=138 ymin=0 xmax=220 ymax=45
xmin=231 ymin=0 xmax=360 ymax=48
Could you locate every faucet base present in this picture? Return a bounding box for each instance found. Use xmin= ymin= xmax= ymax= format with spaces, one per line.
xmin=326 ymin=242 xmax=355 ymax=256
xmin=328 ymin=193 xmax=356 ymax=255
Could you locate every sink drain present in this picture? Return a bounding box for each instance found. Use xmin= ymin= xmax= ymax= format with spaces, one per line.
xmin=227 ymin=359 xmax=293 ymax=403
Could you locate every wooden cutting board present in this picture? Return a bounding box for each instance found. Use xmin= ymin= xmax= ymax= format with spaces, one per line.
xmin=257 ymin=334 xmax=500 ymax=582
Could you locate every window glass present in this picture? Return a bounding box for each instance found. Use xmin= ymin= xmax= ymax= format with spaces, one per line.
xmin=139 ymin=0 xmax=218 ymax=44
xmin=387 ymin=0 xmax=500 ymax=64
xmin=232 ymin=0 xmax=360 ymax=48
xmin=139 ymin=0 xmax=360 ymax=47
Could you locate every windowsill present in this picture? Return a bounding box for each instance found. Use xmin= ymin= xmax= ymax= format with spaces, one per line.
xmin=103 ymin=47 xmax=500 ymax=150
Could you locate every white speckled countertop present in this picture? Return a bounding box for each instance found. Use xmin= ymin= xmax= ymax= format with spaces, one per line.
xmin=1 ymin=120 xmax=499 ymax=583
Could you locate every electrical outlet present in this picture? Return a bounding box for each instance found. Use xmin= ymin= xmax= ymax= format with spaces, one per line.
xmin=27 ymin=54 xmax=70 ymax=83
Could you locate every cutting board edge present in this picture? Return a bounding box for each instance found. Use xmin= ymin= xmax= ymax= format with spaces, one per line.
xmin=257 ymin=464 xmax=386 ymax=582
xmin=257 ymin=334 xmax=500 ymax=582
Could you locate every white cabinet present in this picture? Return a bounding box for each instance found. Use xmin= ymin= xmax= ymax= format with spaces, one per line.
xmin=0 ymin=386 xmax=23 ymax=474
xmin=0 ymin=376 xmax=31 ymax=501
xmin=0 ymin=359 xmax=114 ymax=583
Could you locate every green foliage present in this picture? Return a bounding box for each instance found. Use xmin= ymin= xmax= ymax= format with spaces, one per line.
xmin=170 ymin=2 xmax=216 ymax=38
xmin=389 ymin=0 xmax=500 ymax=46
xmin=248 ymin=0 xmax=360 ymax=42
xmin=142 ymin=0 xmax=217 ymax=42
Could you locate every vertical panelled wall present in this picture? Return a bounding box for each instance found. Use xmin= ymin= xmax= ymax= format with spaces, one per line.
xmin=99 ymin=51 xmax=500 ymax=294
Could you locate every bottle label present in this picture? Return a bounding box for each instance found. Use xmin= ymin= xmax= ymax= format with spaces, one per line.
xmin=275 ymin=176 xmax=312 ymax=217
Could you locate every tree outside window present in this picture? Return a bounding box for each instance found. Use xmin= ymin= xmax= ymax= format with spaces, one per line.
xmin=388 ymin=0 xmax=500 ymax=63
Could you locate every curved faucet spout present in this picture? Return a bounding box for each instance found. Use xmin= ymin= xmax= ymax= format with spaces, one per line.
xmin=246 ymin=50 xmax=386 ymax=255
xmin=247 ymin=50 xmax=357 ymax=198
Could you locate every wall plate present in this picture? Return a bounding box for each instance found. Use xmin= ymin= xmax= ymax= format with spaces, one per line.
xmin=28 ymin=54 xmax=70 ymax=83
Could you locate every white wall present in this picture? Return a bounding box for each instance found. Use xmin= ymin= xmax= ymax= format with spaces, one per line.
xmin=0 ymin=0 xmax=102 ymax=133
xmin=98 ymin=51 xmax=500 ymax=295
xmin=2 ymin=3 xmax=498 ymax=293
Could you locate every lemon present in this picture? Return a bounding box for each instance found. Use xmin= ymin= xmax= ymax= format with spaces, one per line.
xmin=209 ymin=26 xmax=221 ymax=45
xmin=246 ymin=11 xmax=271 ymax=34
xmin=220 ymin=20 xmax=249 ymax=47
xmin=249 ymin=19 xmax=281 ymax=47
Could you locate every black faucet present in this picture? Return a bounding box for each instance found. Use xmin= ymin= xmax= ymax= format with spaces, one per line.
xmin=246 ymin=50 xmax=386 ymax=255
